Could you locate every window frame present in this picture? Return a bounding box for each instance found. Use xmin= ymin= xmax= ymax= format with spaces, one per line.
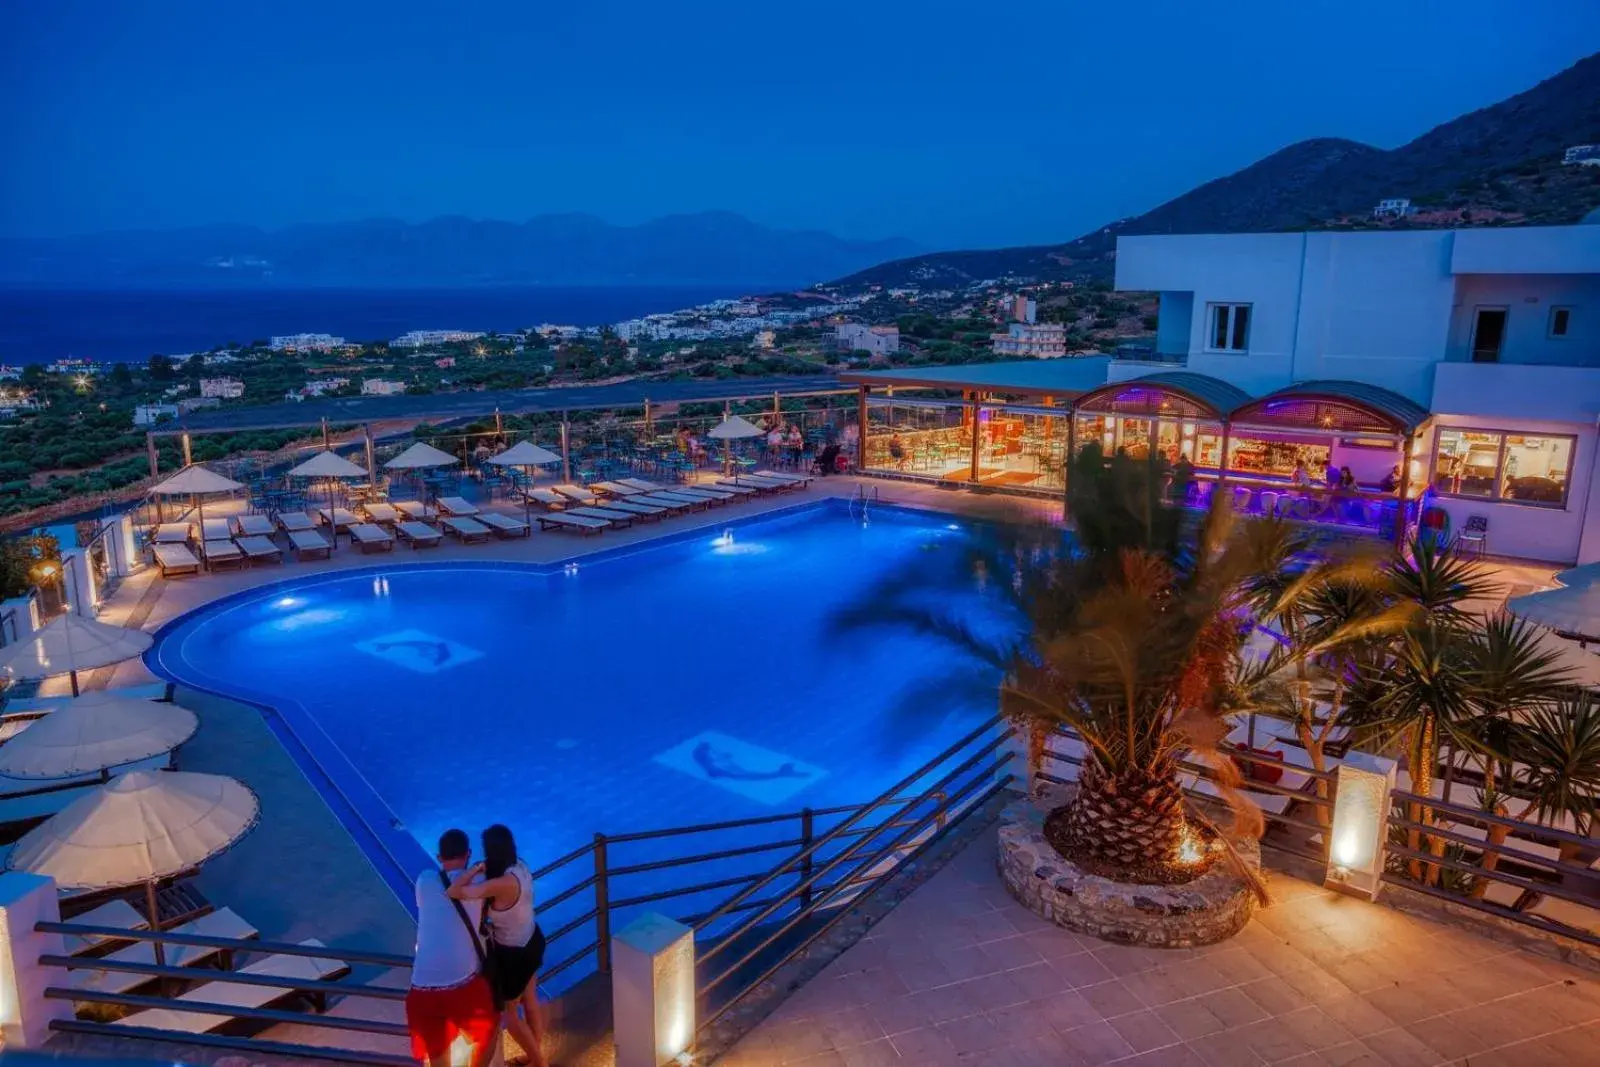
xmin=1548 ymin=306 xmax=1572 ymax=339
xmin=1205 ymin=302 xmax=1252 ymax=354
xmin=1428 ymin=425 xmax=1577 ymax=509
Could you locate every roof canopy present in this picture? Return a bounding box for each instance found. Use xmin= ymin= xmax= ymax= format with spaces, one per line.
xmin=1229 ymin=380 xmax=1430 ymax=436
xmin=1074 ymin=372 xmax=1251 ymax=422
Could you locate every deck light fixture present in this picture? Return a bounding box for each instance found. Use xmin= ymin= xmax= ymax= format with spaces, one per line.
xmin=614 ymin=912 xmax=696 ymax=1067
xmin=1325 ymin=751 xmax=1396 ymax=901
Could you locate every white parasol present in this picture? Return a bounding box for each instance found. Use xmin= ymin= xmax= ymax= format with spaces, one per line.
xmin=487 ymin=441 xmax=561 ymax=467
xmin=1554 ymin=561 xmax=1600 ymax=589
xmin=287 ymin=451 xmax=367 ymax=479
xmin=7 ymin=769 xmax=258 ymax=963
xmin=1508 ymin=582 xmax=1600 ymax=643
xmin=384 ymin=442 xmax=458 ymax=470
xmin=148 ymin=465 xmax=244 ymax=570
xmin=0 ymin=692 xmax=196 ymax=779
xmin=0 ymin=614 xmax=153 ymax=696
xmin=708 ymin=415 xmax=764 ymax=475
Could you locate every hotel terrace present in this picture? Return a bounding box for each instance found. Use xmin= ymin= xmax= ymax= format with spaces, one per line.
xmin=0 ymin=226 xmax=1596 ymax=1067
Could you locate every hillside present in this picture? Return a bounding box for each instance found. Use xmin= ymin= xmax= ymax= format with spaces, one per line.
xmin=838 ymin=52 xmax=1600 ymax=289
xmin=0 ymin=211 xmax=921 ymax=289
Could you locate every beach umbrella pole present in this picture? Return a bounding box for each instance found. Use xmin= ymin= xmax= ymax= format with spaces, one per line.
xmin=146 ymin=879 xmax=166 ymax=966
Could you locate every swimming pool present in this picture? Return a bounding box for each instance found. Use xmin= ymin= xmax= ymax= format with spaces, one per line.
xmin=149 ymin=501 xmax=1015 ymax=967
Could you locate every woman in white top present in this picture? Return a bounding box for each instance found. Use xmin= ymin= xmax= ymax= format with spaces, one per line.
xmin=449 ymin=824 xmax=548 ymax=1067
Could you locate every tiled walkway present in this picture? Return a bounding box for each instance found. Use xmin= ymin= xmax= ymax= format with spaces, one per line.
xmin=719 ymin=833 xmax=1600 ymax=1066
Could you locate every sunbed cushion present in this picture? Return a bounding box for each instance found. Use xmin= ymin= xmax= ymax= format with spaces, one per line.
xmin=71 ymin=908 xmax=260 ymax=993
xmin=287 ymin=530 xmax=331 ymax=554
xmin=235 ymin=536 xmax=281 ymax=559
xmin=479 ymin=513 xmax=529 ymax=533
xmin=152 ymin=523 xmax=191 ymax=544
xmin=540 ymin=512 xmax=609 ymax=530
xmin=233 ymin=515 xmax=274 ymax=537
xmin=153 ymin=543 xmax=200 ymax=573
xmin=114 ymin=938 xmax=347 ymax=1034
xmin=397 ymin=521 xmax=442 ymax=542
xmin=350 ymin=523 xmax=392 ymax=544
xmin=443 ymin=516 xmax=490 ymax=537
xmin=437 ymin=496 xmax=479 ymax=516
xmin=275 ymin=512 xmax=315 ymax=532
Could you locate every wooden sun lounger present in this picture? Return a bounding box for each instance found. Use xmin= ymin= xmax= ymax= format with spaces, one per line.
xmin=597 ymin=499 xmax=666 ymax=521
xmin=667 ymin=484 xmax=736 ymax=500
xmin=442 ymin=516 xmax=492 ymax=543
xmin=70 ymin=908 xmax=260 ymax=995
xmin=754 ymin=469 xmax=812 ymax=486
xmin=618 ymin=477 xmax=668 ymax=493
xmin=390 ymin=499 xmax=438 ymax=521
xmin=200 ymin=518 xmax=232 ymax=541
xmin=553 ymin=484 xmax=601 ymax=506
xmin=723 ymin=474 xmax=789 ymax=491
xmin=521 ymin=487 xmax=569 ymax=510
xmin=63 ymin=899 xmax=149 ymax=955
xmin=232 ymin=514 xmax=274 ymax=538
xmin=396 ymin=521 xmax=443 ymax=548
xmin=436 ymin=496 xmax=479 ymax=516
xmin=349 ymin=524 xmax=395 ymax=553
xmin=274 ymin=511 xmax=315 ymax=534
xmin=709 ymin=479 xmax=764 ymax=495
xmin=537 ymin=511 xmax=609 ymax=535
xmin=0 ymin=783 xmax=101 ymax=835
xmin=635 ymin=493 xmax=706 ymax=512
xmin=316 ymin=507 xmax=359 ymax=532
xmin=153 ymin=543 xmax=201 ymax=578
xmin=360 ymin=502 xmax=400 ymax=525
xmin=655 ymin=489 xmax=729 ymax=508
xmin=567 ymin=506 xmax=635 ymax=528
xmin=478 ymin=512 xmax=531 ymax=538
xmin=234 ymin=536 xmax=283 ymax=564
xmin=287 ymin=530 xmax=332 ymax=561
xmin=590 ymin=481 xmax=644 ymax=498
xmin=152 ymin=522 xmax=192 ymax=544
xmin=202 ymin=540 xmax=246 ymax=569
xmin=114 ymin=938 xmax=350 ymax=1035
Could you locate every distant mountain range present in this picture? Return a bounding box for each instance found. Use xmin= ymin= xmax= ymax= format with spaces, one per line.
xmin=837 ymin=51 xmax=1600 ymax=289
xmin=0 ymin=211 xmax=920 ymax=289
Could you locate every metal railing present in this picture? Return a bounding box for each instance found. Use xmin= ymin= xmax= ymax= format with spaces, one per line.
xmin=32 ymin=716 xmax=1015 ymax=1064
xmin=1383 ymin=789 xmax=1600 ymax=950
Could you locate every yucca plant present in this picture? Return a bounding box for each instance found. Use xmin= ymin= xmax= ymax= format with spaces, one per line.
xmin=1508 ymin=693 xmax=1600 ymax=912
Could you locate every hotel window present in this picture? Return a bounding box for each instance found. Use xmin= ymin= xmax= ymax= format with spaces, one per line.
xmin=1549 ymin=306 xmax=1572 ymax=338
xmin=1431 ymin=427 xmax=1575 ymax=507
xmin=1207 ymin=303 xmax=1251 ymax=352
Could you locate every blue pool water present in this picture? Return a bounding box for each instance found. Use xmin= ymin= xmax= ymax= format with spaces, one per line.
xmin=151 ymin=503 xmax=1015 ymax=976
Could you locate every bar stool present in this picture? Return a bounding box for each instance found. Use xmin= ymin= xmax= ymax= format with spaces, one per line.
xmin=1258 ymin=490 xmax=1278 ymax=518
xmin=1232 ymin=486 xmax=1253 ymax=512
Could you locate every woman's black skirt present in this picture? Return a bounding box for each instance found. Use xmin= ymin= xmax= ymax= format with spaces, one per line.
xmin=491 ymin=925 xmax=546 ymax=1003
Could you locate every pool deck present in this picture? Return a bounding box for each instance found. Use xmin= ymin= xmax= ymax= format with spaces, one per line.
xmin=42 ymin=474 xmax=1585 ymax=1065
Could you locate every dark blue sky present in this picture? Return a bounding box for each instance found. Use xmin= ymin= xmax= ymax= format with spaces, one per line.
xmin=4 ymin=2 xmax=1598 ymax=250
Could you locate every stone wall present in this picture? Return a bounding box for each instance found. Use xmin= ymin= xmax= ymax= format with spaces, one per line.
xmin=998 ymin=785 xmax=1260 ymax=948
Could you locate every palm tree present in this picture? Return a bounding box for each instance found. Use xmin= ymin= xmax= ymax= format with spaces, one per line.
xmin=1507 ymin=693 xmax=1600 ymax=912
xmin=834 ymin=450 xmax=1269 ymax=889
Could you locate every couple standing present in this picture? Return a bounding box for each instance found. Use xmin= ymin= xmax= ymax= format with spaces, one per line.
xmin=407 ymin=825 xmax=549 ymax=1067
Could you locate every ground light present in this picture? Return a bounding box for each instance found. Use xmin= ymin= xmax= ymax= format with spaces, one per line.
xmin=613 ymin=912 xmax=695 ymax=1067
xmin=1325 ymin=751 xmax=1397 ymax=901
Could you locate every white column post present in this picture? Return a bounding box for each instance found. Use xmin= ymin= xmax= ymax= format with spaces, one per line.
xmin=111 ymin=512 xmax=140 ymax=577
xmin=612 ymin=912 xmax=695 ymax=1067
xmin=1326 ymin=751 xmax=1397 ymax=901
xmin=64 ymin=552 xmax=96 ymax=617
xmin=0 ymin=872 xmax=71 ymax=1049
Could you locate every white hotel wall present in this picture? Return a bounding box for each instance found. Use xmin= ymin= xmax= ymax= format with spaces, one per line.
xmin=1446 ymin=273 xmax=1600 ymax=367
xmin=1429 ymin=364 xmax=1600 ymax=565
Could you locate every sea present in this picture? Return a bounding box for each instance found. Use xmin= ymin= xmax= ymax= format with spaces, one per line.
xmin=0 ymin=285 xmax=749 ymax=364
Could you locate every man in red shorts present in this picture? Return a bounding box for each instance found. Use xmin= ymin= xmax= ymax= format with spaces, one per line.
xmin=407 ymin=829 xmax=500 ymax=1067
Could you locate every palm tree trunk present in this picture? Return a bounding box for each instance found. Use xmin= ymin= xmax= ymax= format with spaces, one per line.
xmin=1052 ymin=760 xmax=1189 ymax=875
xmin=1406 ymin=719 xmax=1437 ymax=883
xmin=1468 ymin=799 xmax=1509 ymax=900
xmin=1297 ymin=719 xmax=1330 ymax=829
xmin=1026 ymin=720 xmax=1049 ymax=793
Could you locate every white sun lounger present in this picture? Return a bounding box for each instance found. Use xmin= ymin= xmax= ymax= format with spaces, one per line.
xmin=202 ymin=540 xmax=245 ymax=568
xmin=200 ymin=518 xmax=232 ymax=540
xmin=349 ymin=524 xmax=395 ymax=553
xmin=63 ymin=899 xmax=149 ymax=955
xmin=521 ymin=487 xmax=570 ymax=509
xmin=287 ymin=530 xmax=332 ymax=561
xmin=234 ymin=536 xmax=283 ymax=564
xmin=635 ymin=493 xmax=706 ymax=512
xmin=152 ymin=543 xmax=201 ymax=578
xmin=478 ymin=512 xmax=531 ymax=538
xmin=396 ymin=521 xmax=443 ymax=548
xmin=537 ymin=512 xmax=609 ymax=535
xmin=709 ymin=479 xmax=764 ymax=495
xmin=232 ymin=514 xmax=275 ymax=538
xmin=151 ymin=523 xmax=192 ymax=544
xmin=618 ymin=478 xmax=669 ymax=493
xmin=590 ymin=481 xmax=644 ymax=498
xmin=113 ymin=938 xmax=350 ymax=1035
xmin=722 ymin=475 xmax=790 ymax=492
xmin=754 ymin=469 xmax=812 ymax=486
xmin=655 ymin=489 xmax=730 ymax=507
xmin=316 ymin=507 xmax=360 ymax=532
xmin=664 ymin=484 xmax=736 ymax=501
xmin=442 ymin=516 xmax=492 ymax=543
xmin=70 ymin=908 xmax=261 ymax=996
xmin=436 ymin=496 xmax=479 ymax=516
xmin=553 ymin=484 xmax=601 ymax=506
xmin=360 ymin=502 xmax=400 ymax=525
xmin=596 ymin=499 xmax=666 ymax=521
xmin=275 ymin=511 xmax=316 ymax=533
xmin=390 ymin=499 xmax=438 ymax=521
xmin=0 ymin=783 xmax=101 ymax=832
xmin=567 ymin=506 xmax=635 ymax=528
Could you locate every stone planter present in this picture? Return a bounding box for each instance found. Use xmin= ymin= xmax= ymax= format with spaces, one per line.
xmin=998 ymin=784 xmax=1260 ymax=947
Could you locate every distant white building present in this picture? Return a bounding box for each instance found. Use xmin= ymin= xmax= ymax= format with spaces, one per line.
xmin=360 ymin=378 xmax=407 ymax=396
xmin=286 ymin=377 xmax=350 ymax=401
xmin=999 ymin=294 xmax=1037 ymax=324
xmin=756 ymin=329 xmax=777 ymax=350
xmin=132 ymin=403 xmax=179 ymax=426
xmin=1563 ymin=145 xmax=1600 ymax=166
xmin=0 ymin=365 xmax=22 ymax=380
xmin=833 ymin=323 xmax=900 ymax=356
xmin=0 ymin=391 xmax=40 ymax=416
xmin=45 ymin=358 xmax=106 ymax=375
xmin=270 ymin=333 xmax=346 ymax=352
xmin=614 ymin=320 xmax=657 ymax=342
xmin=199 ymin=377 xmax=245 ymax=399
xmin=990 ymin=322 xmax=1068 ymax=358
xmin=1373 ymin=198 xmax=1415 ymax=218
xmin=390 ymin=330 xmax=484 ymax=348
